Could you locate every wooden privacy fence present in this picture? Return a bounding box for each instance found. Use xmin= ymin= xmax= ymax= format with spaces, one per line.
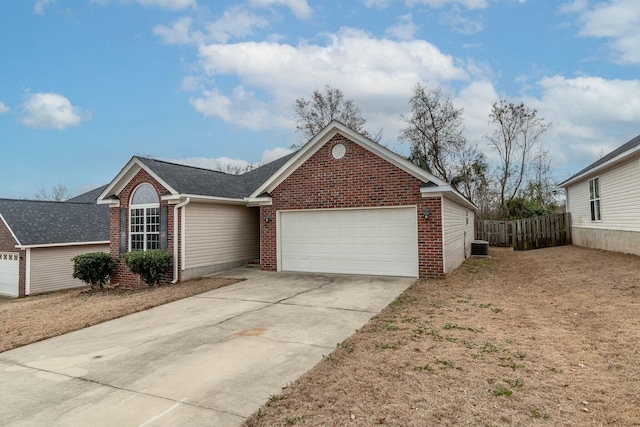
xmin=475 ymin=220 xmax=512 ymax=247
xmin=476 ymin=213 xmax=571 ymax=251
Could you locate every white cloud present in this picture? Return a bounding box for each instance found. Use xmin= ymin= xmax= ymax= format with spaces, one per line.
xmin=155 ymin=8 xmax=269 ymax=45
xmin=136 ymin=0 xmax=195 ymax=8
xmin=154 ymin=17 xmax=196 ymax=45
xmin=91 ymin=0 xmax=196 ymax=10
xmin=0 ymin=101 xmax=9 ymax=114
xmin=33 ymin=0 xmax=55 ymax=14
xmin=567 ymin=0 xmax=640 ymax=63
xmin=190 ymin=29 xmax=468 ymax=138
xmin=405 ymin=0 xmax=489 ymax=10
xmin=537 ymin=75 xmax=640 ymax=127
xmin=523 ymin=75 xmax=640 ymax=173
xmin=386 ymin=14 xmax=419 ymax=40
xmin=191 ymin=28 xmax=468 ymax=135
xmin=20 ymin=93 xmax=90 ymax=130
xmin=206 ymin=6 xmax=270 ymax=43
xmin=189 ymin=86 xmax=291 ymax=130
xmin=261 ymin=147 xmax=293 ymax=162
xmin=362 ymin=0 xmax=391 ymax=8
xmin=180 ymin=75 xmax=201 ymax=92
xmin=249 ymin=0 xmax=312 ymax=19
xmin=439 ymin=7 xmax=485 ymax=34
xmin=454 ymin=80 xmax=498 ymax=139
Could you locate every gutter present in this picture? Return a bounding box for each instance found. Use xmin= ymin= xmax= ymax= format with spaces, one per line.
xmin=172 ymin=198 xmax=190 ymax=284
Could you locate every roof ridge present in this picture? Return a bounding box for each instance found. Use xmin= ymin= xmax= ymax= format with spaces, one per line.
xmin=135 ymin=156 xmax=235 ymax=176
xmin=0 ymin=198 xmax=96 ymax=205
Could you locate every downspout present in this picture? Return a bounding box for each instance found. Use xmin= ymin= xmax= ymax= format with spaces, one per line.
xmin=172 ymin=198 xmax=190 ymax=283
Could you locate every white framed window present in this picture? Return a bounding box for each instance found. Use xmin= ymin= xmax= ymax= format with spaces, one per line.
xmin=589 ymin=177 xmax=601 ymax=221
xmin=129 ymin=183 xmax=160 ymax=251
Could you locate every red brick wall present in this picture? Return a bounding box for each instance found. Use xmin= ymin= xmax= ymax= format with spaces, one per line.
xmin=260 ymin=133 xmax=444 ymax=278
xmin=109 ymin=169 xmax=176 ymax=286
xmin=0 ymin=219 xmax=26 ymax=296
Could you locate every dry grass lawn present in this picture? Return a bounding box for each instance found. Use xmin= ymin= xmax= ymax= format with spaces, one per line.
xmin=245 ymin=246 xmax=640 ymax=427
xmin=0 ymin=276 xmax=241 ymax=353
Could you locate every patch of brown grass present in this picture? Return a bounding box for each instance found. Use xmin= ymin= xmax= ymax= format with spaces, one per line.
xmin=0 ymin=276 xmax=241 ymax=353
xmin=245 ymin=246 xmax=640 ymax=426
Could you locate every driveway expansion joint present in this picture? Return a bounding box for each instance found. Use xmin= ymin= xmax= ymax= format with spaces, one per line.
xmin=0 ymin=357 xmax=247 ymax=421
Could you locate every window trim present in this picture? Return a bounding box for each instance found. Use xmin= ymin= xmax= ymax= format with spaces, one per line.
xmin=129 ymin=183 xmax=160 ymax=252
xmin=588 ymin=177 xmax=601 ymax=222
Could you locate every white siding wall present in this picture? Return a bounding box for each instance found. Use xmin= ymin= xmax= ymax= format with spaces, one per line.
xmin=442 ymin=198 xmax=474 ymax=274
xmin=566 ymin=180 xmax=590 ymax=228
xmin=29 ymin=244 xmax=110 ymax=295
xmin=184 ymin=203 xmax=259 ymax=272
xmin=568 ymin=156 xmax=640 ymax=232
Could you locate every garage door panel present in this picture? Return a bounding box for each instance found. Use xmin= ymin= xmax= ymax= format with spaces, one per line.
xmin=0 ymin=252 xmax=20 ymax=296
xmin=280 ymin=208 xmax=418 ymax=277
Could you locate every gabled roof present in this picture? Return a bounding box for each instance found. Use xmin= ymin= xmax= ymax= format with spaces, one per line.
xmin=560 ymin=134 xmax=640 ymax=187
xmin=98 ymin=154 xmax=296 ymax=203
xmin=248 ymin=120 xmax=477 ymax=211
xmin=0 ymin=199 xmax=109 ymax=247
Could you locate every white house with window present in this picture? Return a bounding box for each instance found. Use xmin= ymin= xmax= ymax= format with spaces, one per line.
xmin=560 ymin=134 xmax=640 ymax=256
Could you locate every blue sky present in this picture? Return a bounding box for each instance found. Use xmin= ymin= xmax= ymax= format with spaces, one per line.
xmin=1 ymin=0 xmax=640 ymax=199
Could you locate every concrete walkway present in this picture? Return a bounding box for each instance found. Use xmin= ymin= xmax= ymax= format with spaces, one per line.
xmin=0 ymin=268 xmax=415 ymax=427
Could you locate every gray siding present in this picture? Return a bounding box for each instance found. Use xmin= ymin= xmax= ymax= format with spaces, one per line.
xmin=29 ymin=244 xmax=110 ymax=295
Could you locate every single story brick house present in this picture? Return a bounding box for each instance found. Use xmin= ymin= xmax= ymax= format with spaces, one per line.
xmin=560 ymin=134 xmax=640 ymax=256
xmin=0 ymin=197 xmax=109 ymax=296
xmin=98 ymin=121 xmax=477 ymax=285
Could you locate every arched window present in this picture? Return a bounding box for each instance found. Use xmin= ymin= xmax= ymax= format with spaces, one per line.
xmin=129 ymin=183 xmax=160 ymax=251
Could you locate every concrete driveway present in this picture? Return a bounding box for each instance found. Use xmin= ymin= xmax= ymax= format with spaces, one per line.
xmin=0 ymin=268 xmax=415 ymax=427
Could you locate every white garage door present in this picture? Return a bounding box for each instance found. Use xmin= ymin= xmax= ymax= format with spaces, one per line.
xmin=279 ymin=207 xmax=418 ymax=277
xmin=0 ymin=252 xmax=19 ymax=296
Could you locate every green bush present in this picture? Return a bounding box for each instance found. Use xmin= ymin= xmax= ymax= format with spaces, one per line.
xmin=122 ymin=250 xmax=172 ymax=286
xmin=72 ymin=252 xmax=115 ymax=290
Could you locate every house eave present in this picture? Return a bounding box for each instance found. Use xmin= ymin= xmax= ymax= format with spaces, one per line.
xmin=17 ymin=240 xmax=110 ymax=250
xmin=164 ymin=194 xmax=248 ymax=205
xmin=560 ymin=143 xmax=640 ymax=188
xmin=245 ymin=196 xmax=273 ymax=207
xmin=421 ymin=185 xmax=477 ymax=211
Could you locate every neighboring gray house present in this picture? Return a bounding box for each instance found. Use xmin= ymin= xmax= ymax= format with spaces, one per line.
xmin=0 ymin=199 xmax=109 ymax=297
xmin=560 ymin=134 xmax=640 ymax=256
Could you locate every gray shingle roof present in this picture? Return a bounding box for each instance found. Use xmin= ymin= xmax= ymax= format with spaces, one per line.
xmin=67 ymin=185 xmax=109 ymax=203
xmin=238 ymin=153 xmax=296 ymax=196
xmin=561 ymin=134 xmax=640 ymax=186
xmin=136 ymin=153 xmax=296 ymax=198
xmin=0 ymin=199 xmax=109 ymax=246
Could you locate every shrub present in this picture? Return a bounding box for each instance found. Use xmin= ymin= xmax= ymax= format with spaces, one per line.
xmin=122 ymin=250 xmax=172 ymax=286
xmin=72 ymin=252 xmax=115 ymax=290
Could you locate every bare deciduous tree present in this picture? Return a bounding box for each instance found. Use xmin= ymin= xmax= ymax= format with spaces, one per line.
xmin=485 ymin=100 xmax=549 ymax=213
xmin=451 ymin=145 xmax=491 ymax=208
xmin=35 ymin=183 xmax=70 ymax=201
xmin=293 ymin=85 xmax=378 ymax=148
xmin=400 ymin=84 xmax=466 ymax=183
